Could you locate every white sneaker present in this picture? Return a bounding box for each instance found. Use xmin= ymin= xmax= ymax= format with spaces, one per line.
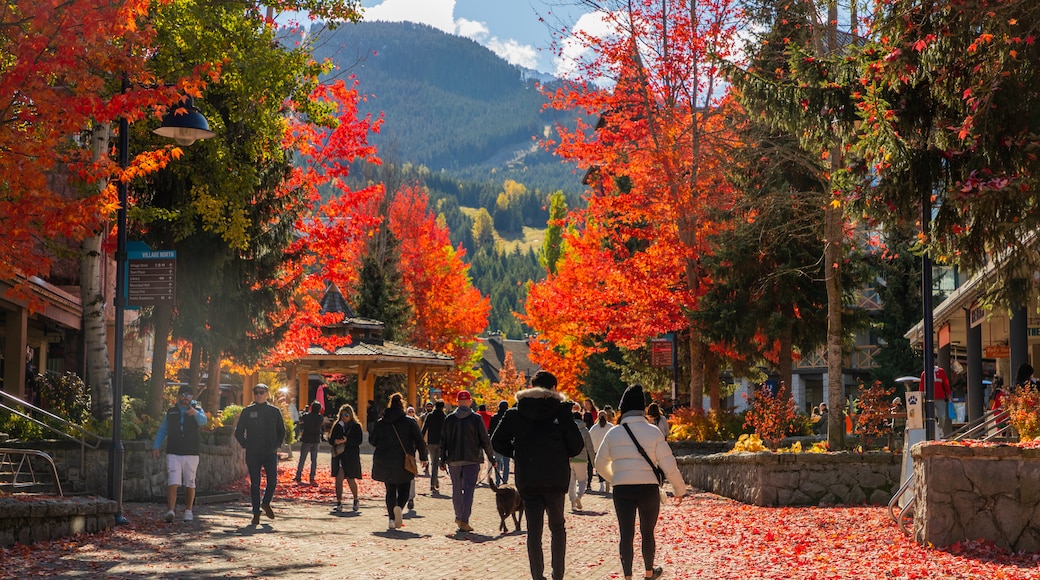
xmin=183 ymin=509 xmax=193 ymax=521
xmin=388 ymin=518 xmax=396 ymax=531
xmin=165 ymin=510 xmax=176 ymax=522
xmin=393 ymin=505 xmax=403 ymax=529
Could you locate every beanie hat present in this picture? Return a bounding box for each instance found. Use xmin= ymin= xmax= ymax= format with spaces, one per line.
xmin=619 ymin=384 xmax=646 ymax=413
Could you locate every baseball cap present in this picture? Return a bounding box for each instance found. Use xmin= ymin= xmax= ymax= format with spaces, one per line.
xmin=457 ymin=390 xmax=472 ymax=402
xmin=253 ymin=383 xmax=270 ymax=394
xmin=178 ymin=385 xmax=193 ymax=396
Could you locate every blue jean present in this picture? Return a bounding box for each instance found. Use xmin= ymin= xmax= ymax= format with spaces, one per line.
xmin=494 ymin=452 xmax=511 ymax=485
xmin=520 ymin=488 xmax=567 ymax=580
xmin=447 ymin=463 xmax=480 ymax=523
xmin=246 ymin=453 xmax=278 ymax=515
xmin=296 ymin=442 xmax=319 ymax=481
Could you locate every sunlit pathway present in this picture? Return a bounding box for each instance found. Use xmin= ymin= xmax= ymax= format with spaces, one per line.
xmin=2 ymin=450 xmax=1038 ymax=579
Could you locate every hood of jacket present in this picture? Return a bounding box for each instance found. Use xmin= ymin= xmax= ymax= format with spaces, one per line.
xmin=382 ymin=406 xmax=407 ymax=424
xmin=515 ymin=387 xmax=567 ymax=422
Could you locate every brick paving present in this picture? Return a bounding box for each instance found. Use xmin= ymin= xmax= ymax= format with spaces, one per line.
xmin=4 ymin=449 xmax=652 ymax=580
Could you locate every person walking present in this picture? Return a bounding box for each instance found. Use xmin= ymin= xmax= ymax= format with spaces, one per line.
xmin=646 ymin=403 xmax=669 ymax=440
xmin=294 ymin=401 xmax=324 ymax=485
xmin=569 ymin=412 xmax=595 ymax=512
xmin=370 ymin=393 xmax=427 ymax=531
xmin=152 ymin=385 xmax=208 ymax=522
xmin=595 ymin=384 xmax=687 ymax=580
xmin=489 ymin=400 xmax=511 ymax=485
xmin=234 ymin=383 xmax=286 ymax=526
xmin=491 ymin=370 xmax=585 ymax=580
xmin=441 ymin=390 xmax=495 ymax=533
xmin=588 ymin=409 xmax=614 ymax=494
xmin=421 ymin=400 xmax=447 ymax=494
xmin=329 ymin=403 xmax=363 ymax=512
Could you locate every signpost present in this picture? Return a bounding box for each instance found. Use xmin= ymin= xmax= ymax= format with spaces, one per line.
xmin=126 ymin=243 xmax=176 ymax=307
xmin=651 ymin=337 xmax=673 ymax=367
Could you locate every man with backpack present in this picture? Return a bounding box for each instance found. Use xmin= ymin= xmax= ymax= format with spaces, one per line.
xmin=491 ymin=371 xmax=585 ymax=580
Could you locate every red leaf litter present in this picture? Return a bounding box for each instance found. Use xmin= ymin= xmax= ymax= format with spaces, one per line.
xmin=3 ymin=463 xmax=1040 ymax=579
xmin=653 ymin=494 xmax=1040 ymax=579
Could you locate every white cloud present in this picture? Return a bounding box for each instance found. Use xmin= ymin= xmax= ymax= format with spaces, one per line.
xmin=455 ymin=18 xmax=489 ymax=42
xmin=555 ymin=11 xmax=615 ymax=80
xmin=363 ymin=0 xmax=456 ymax=33
xmin=486 ymin=38 xmax=539 ymax=70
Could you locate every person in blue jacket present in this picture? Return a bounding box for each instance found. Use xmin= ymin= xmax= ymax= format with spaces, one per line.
xmin=153 ymin=385 xmax=208 ymax=522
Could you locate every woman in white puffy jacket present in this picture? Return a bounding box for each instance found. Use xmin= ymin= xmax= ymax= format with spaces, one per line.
xmin=595 ymin=385 xmax=687 ymax=580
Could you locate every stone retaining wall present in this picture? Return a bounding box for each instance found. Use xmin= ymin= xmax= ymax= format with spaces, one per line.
xmin=912 ymin=442 xmax=1040 ymax=552
xmin=678 ymin=451 xmax=901 ymax=506
xmin=4 ymin=432 xmax=246 ymax=501
xmin=0 ymin=496 xmax=117 ymax=546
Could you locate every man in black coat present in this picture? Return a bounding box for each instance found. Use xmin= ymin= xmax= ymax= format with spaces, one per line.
xmin=492 ymin=371 xmax=584 ymax=580
xmin=294 ymin=401 xmax=325 ymax=484
xmin=235 ymin=383 xmax=286 ymax=526
xmin=440 ymin=390 xmax=494 ymax=532
xmin=421 ymin=400 xmax=447 ymax=492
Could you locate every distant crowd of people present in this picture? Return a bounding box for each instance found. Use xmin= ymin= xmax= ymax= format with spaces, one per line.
xmin=151 ymin=371 xmax=686 ymax=580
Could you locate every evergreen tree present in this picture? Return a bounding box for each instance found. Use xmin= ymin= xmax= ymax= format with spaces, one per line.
xmin=354 ymin=226 xmax=412 ymax=342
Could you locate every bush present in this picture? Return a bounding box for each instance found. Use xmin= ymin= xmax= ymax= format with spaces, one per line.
xmin=852 ymin=381 xmax=896 ymax=439
xmin=34 ymin=371 xmax=91 ymax=425
xmin=219 ymin=405 xmax=243 ymax=427
xmin=743 ymin=383 xmax=798 ymax=450
xmin=1005 ymin=384 xmax=1040 ymax=441
xmin=669 ymin=407 xmax=742 ymax=441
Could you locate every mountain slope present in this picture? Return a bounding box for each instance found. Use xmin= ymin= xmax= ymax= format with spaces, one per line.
xmin=310 ymin=20 xmax=583 ymax=193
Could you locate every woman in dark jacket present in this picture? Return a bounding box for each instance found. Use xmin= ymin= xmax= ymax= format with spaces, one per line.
xmin=369 ymin=393 xmax=428 ymax=530
xmin=329 ymin=403 xmax=364 ymax=512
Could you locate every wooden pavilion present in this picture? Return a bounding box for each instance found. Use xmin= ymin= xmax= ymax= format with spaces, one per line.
xmin=241 ymin=285 xmax=454 ymax=430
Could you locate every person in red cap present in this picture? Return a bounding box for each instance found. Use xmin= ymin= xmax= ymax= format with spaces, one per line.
xmin=440 ymin=389 xmax=495 ymax=532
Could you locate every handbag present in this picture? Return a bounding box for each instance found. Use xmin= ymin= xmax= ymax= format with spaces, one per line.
xmin=622 ymin=423 xmax=666 ymax=487
xmin=331 ymin=443 xmax=346 ymax=457
xmin=392 ymin=425 xmax=419 ymax=475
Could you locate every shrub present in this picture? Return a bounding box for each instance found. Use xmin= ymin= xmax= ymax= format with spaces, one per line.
xmin=852 ymin=380 xmax=895 ymax=439
xmin=1005 ymin=384 xmax=1040 ymax=441
xmin=669 ymin=407 xmax=742 ymax=441
xmin=743 ymin=383 xmax=798 ymax=450
xmin=219 ymin=405 xmax=244 ymax=427
xmin=34 ymin=371 xmax=91 ymax=424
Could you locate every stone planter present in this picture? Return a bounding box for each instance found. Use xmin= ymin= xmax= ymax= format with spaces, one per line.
xmin=911 ymin=442 xmax=1040 ymax=552
xmin=678 ymin=450 xmax=901 ymax=506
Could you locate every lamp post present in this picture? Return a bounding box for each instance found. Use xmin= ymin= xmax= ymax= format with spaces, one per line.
xmin=109 ymin=88 xmax=215 ymax=524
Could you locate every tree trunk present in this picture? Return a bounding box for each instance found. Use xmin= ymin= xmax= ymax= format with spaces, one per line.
xmin=704 ymin=348 xmax=720 ymax=410
xmin=779 ymin=321 xmax=794 ymax=403
xmin=81 ymin=123 xmax=113 ymax=420
xmin=688 ymin=330 xmax=704 ymax=411
xmin=204 ymin=353 xmax=221 ymax=412
xmin=188 ymin=343 xmax=202 ymax=392
xmin=147 ymin=300 xmax=174 ymax=419
xmin=824 ymin=0 xmax=846 ymax=451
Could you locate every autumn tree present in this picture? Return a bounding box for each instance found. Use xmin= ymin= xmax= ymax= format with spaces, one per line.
xmin=851 ymin=1 xmax=1040 ymax=310
xmin=387 ymin=185 xmax=490 ymax=399
xmin=529 ymin=0 xmax=743 ymax=402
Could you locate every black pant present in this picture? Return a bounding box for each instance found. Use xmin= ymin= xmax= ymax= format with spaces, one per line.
xmin=246 ymin=453 xmax=278 ymax=515
xmin=384 ymin=481 xmax=410 ymax=518
xmin=519 ymin=488 xmax=567 ymax=580
xmin=612 ymin=484 xmax=661 ymax=577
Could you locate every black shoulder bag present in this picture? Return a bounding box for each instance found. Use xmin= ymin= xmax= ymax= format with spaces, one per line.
xmin=621 ymin=423 xmax=666 ymax=487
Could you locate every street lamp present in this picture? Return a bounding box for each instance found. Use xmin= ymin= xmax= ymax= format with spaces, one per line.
xmin=109 ymin=87 xmax=215 ymax=524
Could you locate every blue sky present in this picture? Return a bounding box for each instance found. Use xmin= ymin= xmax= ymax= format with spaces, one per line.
xmin=358 ymin=0 xmax=590 ymax=75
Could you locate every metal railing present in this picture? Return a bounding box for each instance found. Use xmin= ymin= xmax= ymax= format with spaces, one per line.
xmin=888 ymin=408 xmax=1015 ymax=534
xmin=0 ymin=390 xmax=106 ymax=492
xmin=0 ymin=448 xmax=63 ymax=495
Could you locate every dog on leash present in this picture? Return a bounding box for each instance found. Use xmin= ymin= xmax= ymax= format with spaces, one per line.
xmin=488 ymin=471 xmax=524 ymax=534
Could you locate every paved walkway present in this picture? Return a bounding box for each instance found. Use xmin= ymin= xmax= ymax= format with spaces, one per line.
xmin=5 ymin=450 xmax=639 ymax=579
